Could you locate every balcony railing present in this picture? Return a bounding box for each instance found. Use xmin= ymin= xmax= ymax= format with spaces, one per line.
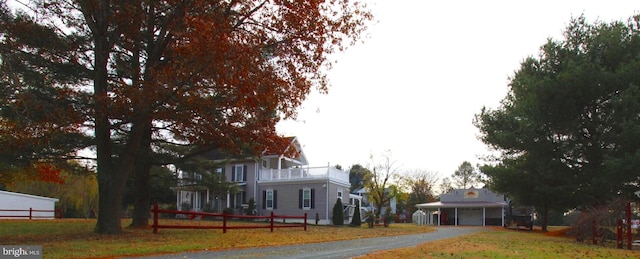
xmin=259 ymin=166 xmax=349 ymax=183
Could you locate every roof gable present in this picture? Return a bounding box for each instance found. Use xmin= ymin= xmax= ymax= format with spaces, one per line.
xmin=439 ymin=188 xmax=505 ymax=203
xmin=197 ymin=136 xmax=309 ymax=165
xmin=263 ymin=136 xmax=308 ymax=165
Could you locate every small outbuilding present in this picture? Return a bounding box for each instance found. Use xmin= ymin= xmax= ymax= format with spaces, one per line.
xmin=0 ymin=190 xmax=59 ymax=219
xmin=414 ymin=188 xmax=506 ymax=226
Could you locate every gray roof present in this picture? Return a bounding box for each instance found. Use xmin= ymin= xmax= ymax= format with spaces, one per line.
xmin=415 ymin=188 xmax=507 ymax=209
xmin=415 ymin=201 xmax=506 ymax=209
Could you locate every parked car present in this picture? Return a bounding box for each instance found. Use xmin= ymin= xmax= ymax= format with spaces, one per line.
xmin=504 ymin=214 xmax=534 ymax=230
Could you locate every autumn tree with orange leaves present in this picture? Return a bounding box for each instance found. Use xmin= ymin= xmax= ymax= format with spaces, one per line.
xmin=0 ymin=0 xmax=371 ymax=234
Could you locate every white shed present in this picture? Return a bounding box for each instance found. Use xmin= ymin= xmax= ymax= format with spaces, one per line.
xmin=0 ymin=190 xmax=59 ymax=219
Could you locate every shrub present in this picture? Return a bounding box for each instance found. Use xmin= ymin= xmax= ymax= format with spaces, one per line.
xmin=180 ymin=202 xmax=191 ymax=211
xmin=569 ymin=198 xmax=628 ymax=244
xmin=332 ymin=198 xmax=344 ymax=225
xmin=364 ymin=210 xmax=375 ymax=228
xmin=223 ymin=207 xmax=234 ymax=215
xmin=159 ymin=203 xmax=177 ymax=219
xmin=350 ymin=202 xmax=362 ymax=227
xmin=202 ymin=203 xmax=215 ymax=213
xmin=383 ymin=206 xmax=394 ymax=227
xmin=246 ymin=198 xmax=256 ymax=215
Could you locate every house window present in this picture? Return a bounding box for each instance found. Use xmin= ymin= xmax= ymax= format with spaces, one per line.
xmin=192 ymin=173 xmax=202 ymax=181
xmin=337 ymin=189 xmax=343 ymax=201
xmin=267 ymin=190 xmax=273 ymax=209
xmin=232 ymin=164 xmax=247 ymax=182
xmin=303 ymin=189 xmax=311 ymax=208
xmin=263 ymin=189 xmax=277 ymax=210
xmin=262 ymin=159 xmax=268 ymax=168
xmin=299 ymin=188 xmax=315 ymax=210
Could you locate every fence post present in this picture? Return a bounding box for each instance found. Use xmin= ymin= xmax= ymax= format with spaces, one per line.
xmin=29 ymin=208 xmax=32 ymax=220
xmin=223 ymin=210 xmax=227 ymax=234
xmin=304 ymin=213 xmax=307 ymax=231
xmin=153 ymin=203 xmax=158 ymax=234
xmin=270 ymin=211 xmax=274 ymax=232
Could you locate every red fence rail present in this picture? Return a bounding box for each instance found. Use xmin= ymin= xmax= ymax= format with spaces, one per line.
xmin=151 ymin=203 xmax=307 ymax=234
xmin=0 ymin=208 xmax=61 ymax=219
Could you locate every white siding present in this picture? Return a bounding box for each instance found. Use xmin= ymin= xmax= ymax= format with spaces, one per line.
xmin=0 ymin=191 xmax=58 ymax=219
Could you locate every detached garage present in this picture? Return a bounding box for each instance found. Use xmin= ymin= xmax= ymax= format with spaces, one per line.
xmin=0 ymin=190 xmax=59 ymax=219
xmin=414 ymin=188 xmax=506 ymax=226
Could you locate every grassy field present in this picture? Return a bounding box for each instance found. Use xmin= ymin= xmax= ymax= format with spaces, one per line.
xmin=0 ymin=219 xmax=431 ymax=258
xmin=362 ymin=226 xmax=640 ymax=259
xmin=2 ymin=220 xmax=639 ymax=258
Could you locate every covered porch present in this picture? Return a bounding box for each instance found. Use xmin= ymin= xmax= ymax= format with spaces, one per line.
xmin=175 ymin=187 xmax=243 ymax=214
xmin=414 ymin=201 xmax=506 ymax=226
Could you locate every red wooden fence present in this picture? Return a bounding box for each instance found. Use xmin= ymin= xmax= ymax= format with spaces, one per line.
xmin=0 ymin=208 xmax=61 ymax=219
xmin=151 ymin=203 xmax=307 ymax=234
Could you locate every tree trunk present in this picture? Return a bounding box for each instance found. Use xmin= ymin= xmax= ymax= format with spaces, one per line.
xmin=130 ymin=163 xmax=151 ymax=227
xmin=95 ymin=168 xmax=126 ymax=234
xmin=130 ymin=120 xmax=152 ymax=228
xmin=89 ymin=0 xmax=126 ymax=235
xmin=374 ymin=191 xmax=386 ymax=219
xmin=375 ymin=204 xmax=383 ymax=219
xmin=541 ymin=204 xmax=549 ymax=232
xmin=128 ymin=11 xmax=151 ymax=228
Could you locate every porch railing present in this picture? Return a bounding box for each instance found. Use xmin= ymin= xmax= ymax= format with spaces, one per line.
xmin=259 ymin=166 xmax=349 ymax=183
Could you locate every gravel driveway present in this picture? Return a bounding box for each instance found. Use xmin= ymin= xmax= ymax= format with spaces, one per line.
xmin=126 ymin=226 xmax=485 ymax=259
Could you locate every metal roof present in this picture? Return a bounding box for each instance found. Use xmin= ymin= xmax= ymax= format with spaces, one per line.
xmin=415 ymin=201 xmax=506 ymax=209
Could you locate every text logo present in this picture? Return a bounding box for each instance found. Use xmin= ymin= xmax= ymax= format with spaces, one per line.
xmin=0 ymin=246 xmax=42 ymax=259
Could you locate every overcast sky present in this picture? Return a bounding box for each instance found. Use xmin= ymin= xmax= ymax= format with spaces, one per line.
xmin=277 ymin=0 xmax=639 ymax=181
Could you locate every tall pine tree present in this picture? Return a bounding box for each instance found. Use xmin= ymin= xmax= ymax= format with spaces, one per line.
xmin=475 ymin=15 xmax=640 ymax=231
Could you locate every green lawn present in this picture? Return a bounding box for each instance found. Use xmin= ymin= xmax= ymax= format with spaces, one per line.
xmin=0 ymin=219 xmax=430 ymax=258
xmin=363 ymin=226 xmax=640 ymax=259
xmin=2 ymin=220 xmax=638 ymax=259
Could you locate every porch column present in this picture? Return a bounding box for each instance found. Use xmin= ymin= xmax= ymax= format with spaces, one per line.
xmin=194 ymin=192 xmax=200 ymax=211
xmin=483 ymin=207 xmax=486 ymax=226
xmin=326 ymin=179 xmax=330 ymax=225
xmin=501 ymin=207 xmax=505 ymax=227
xmin=437 ymin=208 xmax=441 ymax=226
xmin=254 ymin=161 xmax=259 ymax=208
xmin=177 ymin=190 xmax=181 ymax=211
xmin=454 ymin=208 xmax=458 ymax=226
xmin=424 ymin=209 xmax=428 ymax=225
xmin=206 ymin=189 xmax=210 ymax=209
xmin=226 ymin=191 xmax=230 ymax=208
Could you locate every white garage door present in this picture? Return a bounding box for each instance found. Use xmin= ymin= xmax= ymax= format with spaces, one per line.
xmin=458 ymin=208 xmax=483 ymax=226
